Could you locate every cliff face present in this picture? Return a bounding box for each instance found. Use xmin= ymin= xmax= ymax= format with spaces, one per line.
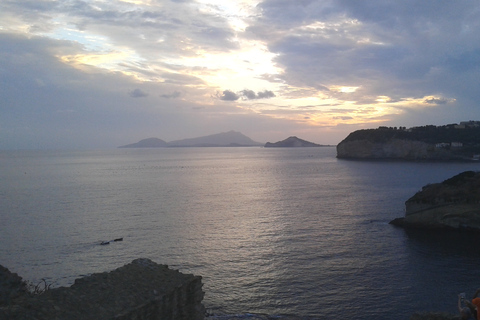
xmin=402 ymin=202 xmax=480 ymax=229
xmin=336 ymin=139 xmax=456 ymax=160
xmin=391 ymin=171 xmax=480 ymax=231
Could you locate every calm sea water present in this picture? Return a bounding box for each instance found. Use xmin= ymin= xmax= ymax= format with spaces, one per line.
xmin=2 ymin=147 xmax=480 ymax=319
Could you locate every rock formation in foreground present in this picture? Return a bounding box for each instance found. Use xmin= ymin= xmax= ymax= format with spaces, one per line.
xmin=0 ymin=265 xmax=28 ymax=306
xmin=0 ymin=258 xmax=205 ymax=320
xmin=390 ymin=171 xmax=480 ymax=231
xmin=264 ymin=136 xmax=327 ymax=147
xmin=337 ymin=121 xmax=480 ymax=160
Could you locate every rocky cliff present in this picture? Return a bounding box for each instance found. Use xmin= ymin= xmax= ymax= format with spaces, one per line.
xmin=390 ymin=171 xmax=480 ymax=231
xmin=336 ymin=123 xmax=480 ymax=160
xmin=0 ymin=258 xmax=205 ymax=320
xmin=336 ymin=138 xmax=439 ymax=160
xmin=336 ymin=138 xmax=470 ymax=160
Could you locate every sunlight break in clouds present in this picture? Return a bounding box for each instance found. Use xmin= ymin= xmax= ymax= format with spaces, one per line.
xmin=47 ymin=0 xmax=282 ymax=101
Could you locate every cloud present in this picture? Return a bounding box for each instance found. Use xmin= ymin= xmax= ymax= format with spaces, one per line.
xmin=248 ymin=0 xmax=480 ymax=104
xmin=241 ymin=89 xmax=276 ymax=99
xmin=161 ymin=91 xmax=181 ymax=99
xmin=219 ymin=90 xmax=240 ymax=101
xmin=423 ymin=97 xmax=449 ymax=105
xmin=129 ymin=89 xmax=149 ymax=98
xmin=333 ymin=116 xmax=354 ymax=121
xmin=160 ymin=72 xmax=205 ymax=85
xmin=241 ymin=89 xmax=257 ymax=100
xmin=257 ymin=90 xmax=276 ymax=99
xmin=3 ymin=1 xmax=480 ymax=149
xmin=220 ymin=89 xmax=276 ymax=101
xmin=0 ymin=0 xmax=238 ymax=74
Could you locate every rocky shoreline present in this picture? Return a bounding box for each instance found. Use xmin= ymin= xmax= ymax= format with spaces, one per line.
xmin=0 ymin=260 xmax=465 ymax=319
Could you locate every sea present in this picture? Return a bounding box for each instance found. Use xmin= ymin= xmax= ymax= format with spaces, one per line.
xmin=2 ymin=147 xmax=480 ymax=319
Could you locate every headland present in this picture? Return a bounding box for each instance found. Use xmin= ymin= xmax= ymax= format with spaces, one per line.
xmin=337 ymin=121 xmax=480 ymax=161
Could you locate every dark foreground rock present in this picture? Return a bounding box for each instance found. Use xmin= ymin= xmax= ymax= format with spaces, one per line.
xmin=0 ymin=265 xmax=28 ymax=306
xmin=0 ymin=258 xmax=204 ymax=320
xmin=390 ymin=171 xmax=480 ymax=231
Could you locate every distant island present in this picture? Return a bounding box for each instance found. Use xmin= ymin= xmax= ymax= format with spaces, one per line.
xmin=264 ymin=136 xmax=330 ymax=148
xmin=337 ymin=121 xmax=480 ymax=161
xmin=120 ymin=138 xmax=168 ymax=148
xmin=390 ymin=171 xmax=480 ymax=231
xmin=119 ymin=131 xmax=263 ymax=148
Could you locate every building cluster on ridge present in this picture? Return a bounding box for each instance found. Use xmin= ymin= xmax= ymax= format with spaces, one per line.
xmin=377 ymin=120 xmax=480 ymax=132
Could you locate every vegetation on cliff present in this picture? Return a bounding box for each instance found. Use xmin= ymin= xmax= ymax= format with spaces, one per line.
xmin=408 ymin=171 xmax=480 ymax=204
xmin=342 ymin=123 xmax=480 ymax=145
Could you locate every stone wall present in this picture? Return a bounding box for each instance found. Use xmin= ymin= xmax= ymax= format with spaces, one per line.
xmin=0 ymin=258 xmax=205 ymax=320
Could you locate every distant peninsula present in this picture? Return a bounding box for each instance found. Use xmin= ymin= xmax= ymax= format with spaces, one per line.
xmin=337 ymin=121 xmax=480 ymax=161
xmin=264 ymin=136 xmax=328 ymax=148
xmin=390 ymin=171 xmax=480 ymax=231
xmin=119 ymin=131 xmax=263 ymax=148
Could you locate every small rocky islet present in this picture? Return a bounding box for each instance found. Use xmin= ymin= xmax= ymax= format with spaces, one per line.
xmin=264 ymin=136 xmax=330 ymax=147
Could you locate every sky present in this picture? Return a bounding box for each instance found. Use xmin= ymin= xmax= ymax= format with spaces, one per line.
xmin=1 ymin=0 xmax=480 ymax=149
